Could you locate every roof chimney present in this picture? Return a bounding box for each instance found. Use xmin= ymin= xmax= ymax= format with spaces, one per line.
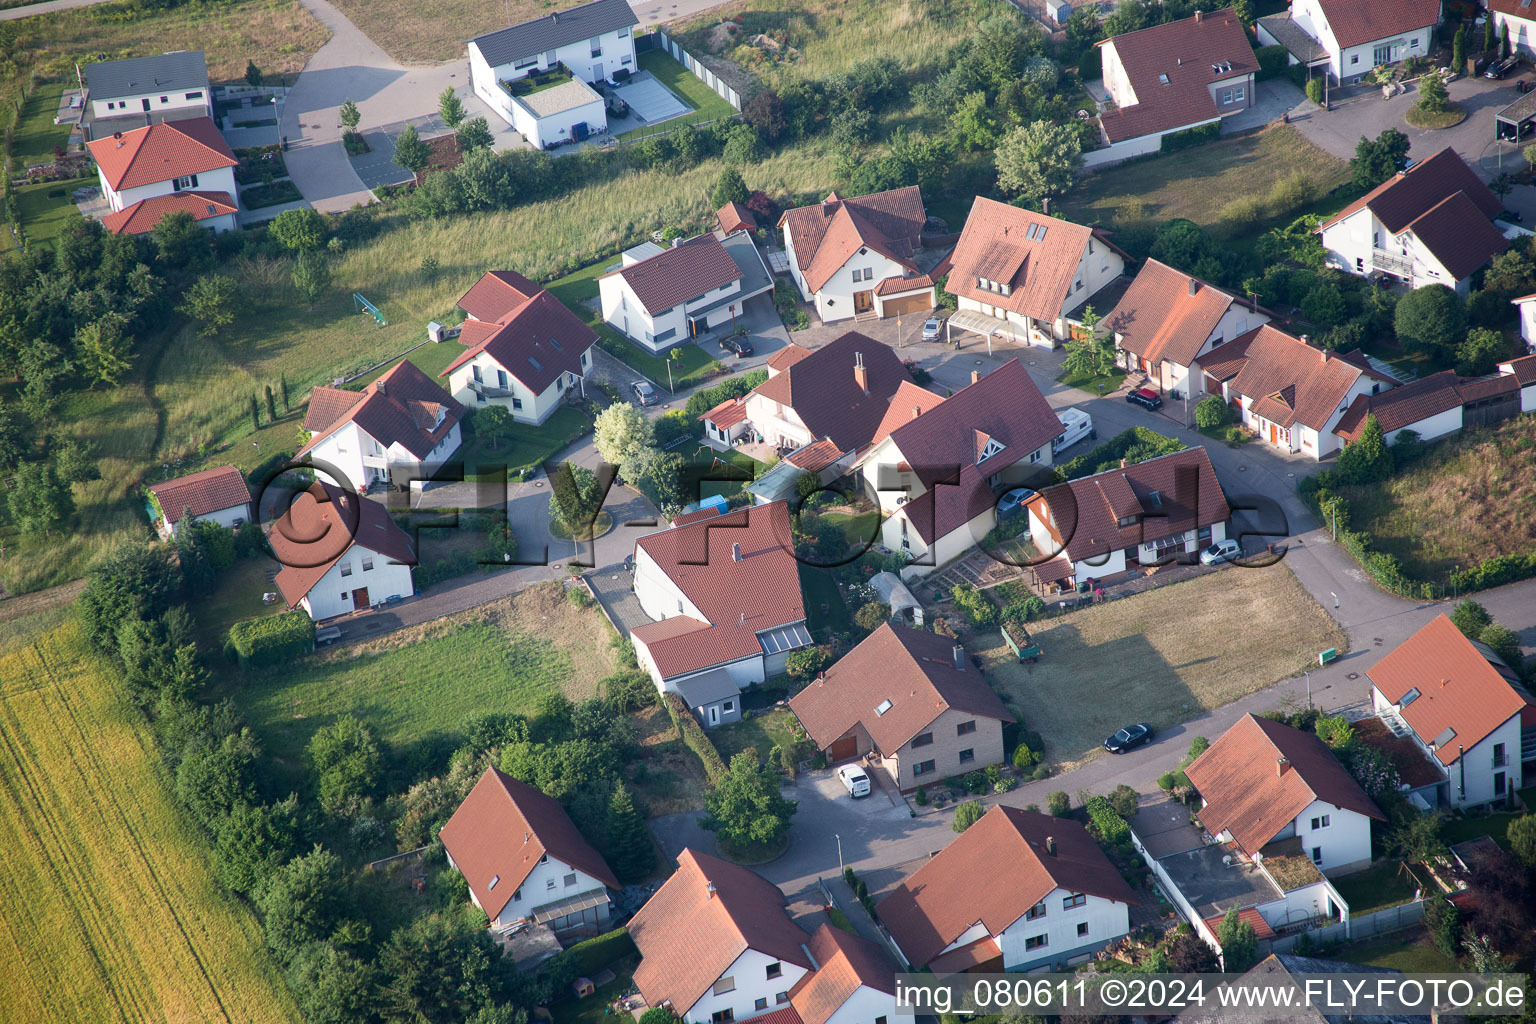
xmin=376 ymin=379 xmax=386 ymax=395
xmin=853 ymin=351 xmax=869 ymax=394
xmin=952 ymin=644 xmax=965 ymax=671
xmin=1187 ymin=278 xmax=1198 ymax=297
xmin=1194 ymin=8 xmax=1202 ymax=21
xmin=705 ymin=880 xmax=716 ymax=899
xmin=1319 ymin=347 xmax=1328 ymax=363
xmin=1045 ymin=836 xmax=1057 ymax=855
xmin=732 ymin=542 xmax=742 ymax=562
xmin=1120 ymin=458 xmax=1128 ymax=469
xmin=1300 ymin=334 xmax=1310 ymax=344
xmin=912 ymin=405 xmax=921 ymax=420
xmin=1277 ymin=757 xmax=1290 ymax=777
xmin=971 ymin=370 xmax=981 ymax=384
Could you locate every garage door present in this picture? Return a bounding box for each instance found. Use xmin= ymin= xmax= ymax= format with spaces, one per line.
xmin=881 ymin=292 xmax=932 ymax=317
xmin=828 ymin=735 xmax=859 ymax=763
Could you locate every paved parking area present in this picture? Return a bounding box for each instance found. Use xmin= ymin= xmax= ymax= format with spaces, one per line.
xmin=352 ymin=130 xmax=415 ymax=189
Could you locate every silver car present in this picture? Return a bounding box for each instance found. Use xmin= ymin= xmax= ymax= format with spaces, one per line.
xmin=921 ymin=318 xmax=942 ymax=341
xmin=630 ymin=381 xmax=658 ymax=406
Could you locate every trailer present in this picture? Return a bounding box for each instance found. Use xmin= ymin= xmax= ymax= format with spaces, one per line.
xmin=1001 ymin=618 xmax=1042 ymax=661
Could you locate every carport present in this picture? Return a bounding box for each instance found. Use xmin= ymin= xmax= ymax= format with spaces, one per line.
xmin=944 ymin=308 xmax=1033 ymax=355
xmin=1496 ymin=91 xmax=1536 ymax=149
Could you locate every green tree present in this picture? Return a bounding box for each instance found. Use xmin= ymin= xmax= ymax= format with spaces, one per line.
xmin=1423 ymin=894 xmax=1463 ymax=958
xmin=392 ymin=123 xmax=431 ymax=175
xmin=952 ymin=800 xmax=984 ymax=833
xmin=604 ymin=779 xmax=656 ymax=881
xmin=152 ymin=208 xmax=210 ymax=267
xmin=950 ymin=90 xmax=1001 ymax=149
xmin=1149 ymin=218 xmax=1215 ymax=271
xmin=1502 ymin=21 xmax=1512 ymax=59
xmin=439 ymin=86 xmax=466 ymax=129
xmin=1450 ymin=598 xmax=1492 ymax=638
xmin=593 ymin=401 xmax=657 ymax=471
xmin=285 ymin=941 xmax=378 ymax=1024
xmin=1314 ymin=714 xmax=1355 ymax=750
xmin=178 ymin=274 xmax=238 ymax=337
xmin=1453 ymin=26 xmax=1467 ymax=72
xmin=257 ymin=846 xmax=345 ymax=965
xmin=699 ymin=750 xmax=798 ymax=852
xmin=1394 ymin=284 xmax=1466 ymax=360
xmin=176 ymin=727 xmax=262 ymax=830
xmin=269 ymin=207 xmax=326 ymax=252
xmin=456 ymin=117 xmax=493 ymax=152
xmin=215 ymin=795 xmax=300 ymax=894
xmin=786 ymin=644 xmax=833 ymax=679
xmin=500 ymin=738 xmax=617 ymax=800
xmin=1047 ymin=791 xmax=1071 ymax=816
xmin=376 ymin=912 xmax=510 ymax=1024
xmin=1103 ymin=0 xmax=1149 ymax=37
xmin=309 ymin=716 xmax=382 ymax=815
xmin=723 ymin=124 xmax=762 ymax=165
xmin=1217 ymin=906 xmax=1259 ymax=971
xmin=475 ymin=404 xmax=513 ymax=451
xmin=1194 ymin=395 xmax=1234 ymax=430
xmin=638 ymin=450 xmax=686 ymax=510
xmin=710 ymin=166 xmax=749 ymax=209
xmin=1508 ymin=814 xmax=1536 ymax=868
xmin=292 ymin=250 xmax=332 ymax=308
xmin=1464 ymin=933 xmax=1514 ymax=974
xmin=1301 ymin=283 xmax=1346 ymax=329
xmin=339 ymin=98 xmax=361 ymax=131
xmin=75 ymin=312 xmax=133 ymax=387
xmin=1486 ymin=15 xmax=1497 ymax=54
xmin=854 ymin=601 xmax=891 ymax=632
xmin=548 ymin=463 xmax=603 ymax=532
xmin=1457 ymin=327 xmax=1509 ymax=376
xmin=1416 ymin=71 xmax=1449 ymax=114
xmin=994 ymin=120 xmax=1082 ymax=202
xmin=6 ymin=460 xmax=74 ymax=536
xmin=245 ymin=60 xmax=263 ymax=87
xmin=1350 ymin=129 xmax=1411 ymax=190
xmin=1387 ymin=808 xmax=1448 ymax=863
xmin=77 ymin=544 xmax=181 ymax=652
xmin=1335 ymin=413 xmax=1392 ymax=485
xmin=1479 ymin=624 xmax=1523 ymax=670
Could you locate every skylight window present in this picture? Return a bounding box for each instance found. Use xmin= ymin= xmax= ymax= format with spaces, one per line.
xmin=1399 ymin=686 xmax=1420 ymax=707
xmin=1158 ymin=73 xmax=1170 ymax=84
xmin=1146 ymin=490 xmax=1162 ymax=509
xmin=529 ymin=356 xmax=543 ymax=371
xmin=876 ymin=699 xmax=893 ymax=716
xmin=1430 ymin=726 xmax=1456 ymax=748
xmin=548 ymin=337 xmax=563 ymax=351
xmin=488 ymin=874 xmax=501 ymax=890
xmin=1026 ymin=223 xmax=1040 ymax=240
xmin=1037 ymin=225 xmax=1048 ymax=240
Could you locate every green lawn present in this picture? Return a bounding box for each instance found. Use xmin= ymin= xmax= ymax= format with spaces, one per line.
xmin=549 ymin=967 xmax=635 ymax=1024
xmin=714 ymin=707 xmax=808 ymax=765
xmin=11 ymin=81 xmax=72 ymax=168
xmin=451 ymin=404 xmax=594 ymax=480
xmin=1056 ymin=364 xmax=1126 ymax=397
xmin=194 ymin=555 xmax=285 ymax=653
xmin=1337 ymin=932 xmax=1459 ymax=974
xmin=1331 ymin=860 xmax=1421 ymax=916
xmin=827 ymin=906 xmax=857 ymax=934
xmin=6 ymin=176 xmax=89 ymax=252
xmin=618 ymin=50 xmax=739 ymax=141
xmin=1198 ymin=423 xmax=1252 ymax=445
xmin=545 ymin=257 xmax=620 ymax=311
xmin=799 ymin=563 xmax=852 ymax=636
xmin=1442 ymin=811 xmax=1522 ymax=851
xmin=676 ymin=444 xmax=760 ymax=503
xmin=821 ymin=509 xmax=881 ymax=549
xmin=594 ymin=321 xmax=725 ymax=392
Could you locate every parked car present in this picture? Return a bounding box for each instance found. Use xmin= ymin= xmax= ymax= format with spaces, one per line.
xmin=921 ymin=317 xmax=942 ymax=342
xmin=1104 ymin=723 xmax=1154 ymax=754
xmin=1199 ymin=538 xmax=1243 ymax=566
xmin=836 ymin=763 xmax=871 ymax=798
xmin=1486 ymin=55 xmax=1520 ymax=79
xmin=1126 ymin=387 xmax=1164 ymax=411
xmin=721 ymin=334 xmax=754 ymax=356
xmin=1053 ymin=407 xmax=1094 ymax=453
xmin=630 ymin=381 xmax=658 ymax=406
xmin=997 ymin=487 xmax=1035 ymax=517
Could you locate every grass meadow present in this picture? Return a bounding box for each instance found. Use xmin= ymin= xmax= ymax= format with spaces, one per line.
xmin=617 ymin=50 xmax=739 ymax=141
xmin=1336 ymin=416 xmax=1536 ymax=585
xmin=326 ymin=0 xmax=556 ymax=63
xmin=0 ymin=621 xmax=299 ymax=1024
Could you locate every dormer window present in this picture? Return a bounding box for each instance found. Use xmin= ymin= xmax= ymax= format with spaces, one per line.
xmin=1117 ymin=514 xmax=1139 ymax=528
xmin=978 ymin=439 xmax=1006 ymax=462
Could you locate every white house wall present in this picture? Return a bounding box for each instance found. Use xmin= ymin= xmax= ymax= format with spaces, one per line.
xmin=91 ymin=87 xmax=210 ymax=120
xmin=1451 ymin=718 xmax=1524 ymax=809
xmin=472 ymin=25 xmax=636 ymax=89
xmin=1290 ymin=798 xmax=1373 ymax=875
xmin=1384 ymin=404 xmax=1461 ymax=445
xmin=306 ymin=422 xmax=369 ymax=492
xmin=810 ymin=251 xmax=908 ymax=323
xmin=513 ymin=93 xmax=608 ymax=149
xmin=1495 ymin=12 xmax=1536 ymax=58
xmin=996 ymin=889 xmax=1131 ymax=971
xmin=680 ymin=947 xmax=810 ymax=1024
xmin=1518 ymin=301 xmax=1536 ymax=352
xmin=447 ymin=349 xmax=589 ymax=425
xmin=1100 ymin=41 xmax=1137 ymax=108
xmin=162 ymin=500 xmax=251 ymax=539
xmin=486 ymin=855 xmax=610 ymax=928
xmin=298 ymin=545 xmax=414 ymax=620
xmin=818 ymin=984 xmax=898 ymax=1024
xmin=743 ymin=392 xmax=813 ymax=449
xmin=1322 ymin=208 xmax=1473 ymax=295
xmin=100 ymin=163 xmax=238 ymax=213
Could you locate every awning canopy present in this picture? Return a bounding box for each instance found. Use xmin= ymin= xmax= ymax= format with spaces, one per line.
xmin=531 ymin=887 xmax=610 ymax=924
xmin=947 ymin=308 xmax=1033 ymax=344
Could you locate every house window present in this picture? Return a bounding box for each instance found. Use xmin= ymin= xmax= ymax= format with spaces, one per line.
xmin=1077 ymin=922 xmax=1089 ymax=937
xmin=1030 ymin=448 xmax=1043 ymax=463
xmin=340 ymin=593 xmax=346 ymax=601
xmin=958 ymin=748 xmax=975 ymax=763
xmin=513 ymin=888 xmax=522 ymax=901
xmin=711 ymin=1012 xmax=734 ymax=1024
xmin=1311 ymin=846 xmax=1323 ymax=865
xmin=1410 ymin=38 xmax=1419 ymax=48
xmin=1234 ymin=86 xmax=1245 ymax=102
xmin=775 ymin=993 xmax=789 ymax=1005
xmin=173 ymin=174 xmax=198 ymax=190
xmin=911 ymin=732 xmax=933 ymax=748
xmin=339 ymin=563 xmax=352 ymax=577
xmin=677 ymin=600 xmax=685 ymax=614
xmin=1311 ymin=814 xmax=1331 ymax=830
xmin=957 ymin=720 xmax=976 ymax=736
xmin=564 ymin=872 xmax=577 ymax=887
xmin=512 ymin=397 xmax=523 ymax=411
xmin=1063 ymin=893 xmax=1086 ymax=910
xmin=1221 ymin=89 xmax=1233 ymax=103
xmin=713 ymin=978 xmax=735 ymax=996
xmin=1025 ymin=935 xmax=1048 ymax=951
xmin=582 ymin=351 xmax=590 ymax=367
xmin=724 ymin=700 xmax=734 ymax=714
xmin=1025 ymin=901 xmax=1046 ymax=921
xmin=590 ymin=38 xmax=602 ymax=56
xmin=766 ymin=963 xmax=782 ymax=979
xmin=1351 ymin=54 xmax=1360 ymax=64
xmin=160 ymin=95 xmax=169 ymax=103
xmin=514 ymin=55 xmax=539 ymax=70
xmin=1493 ymin=743 xmax=1508 ymax=767
xmin=362 ymin=557 xmax=374 ymax=571
xmin=557 ymin=376 xmax=566 ymax=391
xmin=755 ymin=1000 xmax=768 ymax=1012
xmin=540 ymin=854 xmax=549 ymax=863
xmin=913 ymin=760 xmax=936 ymax=777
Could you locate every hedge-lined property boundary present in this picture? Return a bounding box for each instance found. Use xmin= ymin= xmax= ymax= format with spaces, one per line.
xmin=226 ymin=610 xmax=315 ymax=669
xmin=662 ymin=692 xmax=727 ymax=782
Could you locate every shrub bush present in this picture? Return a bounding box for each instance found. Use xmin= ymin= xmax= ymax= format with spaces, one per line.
xmin=1086 ymin=794 xmax=1131 ymax=845
xmin=662 ymin=693 xmax=726 ymax=782
xmin=952 ymin=801 xmax=984 ymax=832
xmin=1160 ymin=122 xmax=1220 ymax=154
xmin=1255 ymin=45 xmax=1290 ymax=80
xmin=226 ymin=611 xmax=316 ymax=669
xmin=565 ymin=927 xmax=638 ymax=974
xmin=950 ymin=584 xmax=996 ymax=627
xmin=1012 ymin=743 xmax=1040 ymax=770
xmin=1306 ymin=78 xmax=1325 ymax=105
xmin=1195 ymin=395 xmax=1234 ymax=430
xmin=1047 ymin=791 xmax=1071 ymax=816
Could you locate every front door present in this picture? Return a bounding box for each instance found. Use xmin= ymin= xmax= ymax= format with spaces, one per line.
xmin=1269 ymin=423 xmax=1279 ymax=445
xmin=352 ymin=587 xmax=370 ymax=611
xmin=707 ymin=704 xmax=719 ymax=725
xmin=591 ymin=62 xmax=604 ymax=81
xmin=853 ymin=290 xmax=873 ymax=314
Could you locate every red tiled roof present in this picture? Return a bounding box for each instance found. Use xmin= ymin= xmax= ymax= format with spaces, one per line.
xmin=671 ymin=506 xmax=723 ymax=528
xmin=768 ymin=343 xmax=813 ymax=373
xmin=457 ymin=269 xmax=539 ymax=322
xmin=1107 ymin=259 xmax=1262 ymax=369
xmin=1194 ymin=325 xmax=1378 ymax=431
xmin=788 ymin=924 xmax=896 ymax=1024
xmin=749 ymin=332 xmax=915 ymax=451
xmin=1350 ymin=717 xmax=1445 ymax=789
xmin=1334 ymin=370 xmax=1463 ymax=442
xmin=300 ymin=360 xmax=464 ymax=461
xmin=868 ymin=381 xmax=946 ymax=447
xmin=440 ymin=285 xmax=595 ymax=395
xmin=785 ymin=439 xmax=844 ymax=473
xmin=1365 ymin=614 xmax=1533 ymax=767
xmin=632 ymin=502 xmax=805 ymax=679
xmin=87 ymin=117 xmax=235 ymax=191
xmin=1500 ymin=353 xmax=1536 ymax=384
xmin=1037 ymin=447 xmax=1230 ymax=565
xmin=948 ymin=198 xmax=1119 ymax=322
xmin=438 ymin=767 xmax=618 ymax=920
xmin=1098 ymin=8 xmax=1256 ymax=143
xmin=739 ymin=1009 xmax=804 ymax=1024
xmin=876 ymin=806 xmax=1135 ymax=969
xmin=872 ymin=272 xmax=936 ymax=296
xmin=268 ymin=482 xmax=416 ymax=608
xmin=780 ymin=187 xmax=926 ymax=294
xmin=601 ymin=233 xmax=743 ymax=316
xmin=147 ymin=464 xmax=250 ymax=525
xmin=718 ymin=201 xmax=758 ymax=234
xmin=927 ymin=936 xmax=1003 ymax=974
xmin=790 ymin=623 xmax=1014 ymax=754
xmin=702 ymin=397 xmax=748 ymax=429
xmin=630 ymin=849 xmax=814 ymax=1013
xmin=100 ymin=189 xmax=236 ymax=234
xmin=1315 ymin=0 xmax=1440 ymax=48
xmin=1186 ymin=714 xmax=1384 ymax=858
xmin=1203 ymin=907 xmax=1276 ymax=942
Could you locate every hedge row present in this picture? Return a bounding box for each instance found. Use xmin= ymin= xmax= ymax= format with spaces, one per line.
xmin=1297 ymin=479 xmax=1455 ymax=599
xmin=662 ymin=692 xmax=727 ymax=783
xmin=226 ymin=610 xmax=316 ymax=669
xmin=563 ymin=927 xmax=637 ymax=975
xmin=1160 ymin=121 xmax=1221 ymax=155
xmin=1085 ymin=795 xmax=1131 ymax=846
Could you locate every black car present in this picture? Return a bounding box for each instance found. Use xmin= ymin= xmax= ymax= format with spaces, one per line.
xmin=1104 ymin=723 xmax=1154 ymax=754
xmin=721 ymin=335 xmax=754 ymax=356
xmin=1126 ymin=387 xmax=1164 ymax=411
xmin=1486 ymin=55 xmax=1520 ymax=79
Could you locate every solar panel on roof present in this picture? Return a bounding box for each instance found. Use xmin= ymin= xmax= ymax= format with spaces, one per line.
xmin=1431 ymin=726 xmax=1457 ymax=748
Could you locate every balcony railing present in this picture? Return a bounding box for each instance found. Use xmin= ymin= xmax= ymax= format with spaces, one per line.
xmin=469 ymin=379 xmax=515 ymax=399
xmin=1372 ymin=248 xmax=1412 ymax=278
xmin=1493 ymin=752 xmax=1509 ymax=768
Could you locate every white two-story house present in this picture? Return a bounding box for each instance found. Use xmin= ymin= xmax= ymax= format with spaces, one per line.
xmin=86 ymin=117 xmax=238 ymax=235
xmin=268 ymin=482 xmax=416 ymax=620
xmin=441 ymin=270 xmax=596 ymax=425
xmin=1257 ymin=0 xmax=1439 ymax=85
xmin=879 ymin=806 xmax=1136 ymax=972
xmin=779 ymin=186 xmax=935 ymax=322
xmin=81 ymin=50 xmax=212 ymax=139
xmin=299 ymin=360 xmax=464 ymax=492
xmin=1187 ymin=714 xmax=1385 ymax=876
xmin=1367 ymin=614 xmax=1534 ymax=810
xmin=1318 ymin=148 xmax=1508 ymax=297
xmin=146 ymin=464 xmax=252 ymax=540
xmin=945 ymin=198 xmax=1127 ymax=348
xmin=440 ymin=766 xmax=620 ymax=935
xmin=1106 ymin=259 xmax=1270 ymax=405
xmin=599 ymin=231 xmax=773 ymax=353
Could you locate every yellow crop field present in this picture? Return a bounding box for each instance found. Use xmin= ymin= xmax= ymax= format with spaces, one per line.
xmin=0 ymin=623 xmax=299 ymax=1024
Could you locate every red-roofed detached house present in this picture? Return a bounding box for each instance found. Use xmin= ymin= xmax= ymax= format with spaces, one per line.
xmin=1367 ymin=614 xmax=1535 ymax=809
xmin=439 ymin=767 xmax=619 ymax=935
xmin=267 ymin=482 xmax=416 ymax=620
xmin=85 ymin=117 xmax=238 ymax=234
xmin=146 ymin=464 xmax=252 ymax=539
xmin=441 ymin=270 xmax=596 ymax=425
xmin=877 ymin=806 xmax=1135 ymax=971
xmin=1257 ymin=0 xmax=1439 ymax=85
xmin=779 ymin=186 xmax=934 ymax=323
xmin=631 ymin=501 xmax=810 ymax=726
xmin=299 ymin=360 xmax=464 ymax=491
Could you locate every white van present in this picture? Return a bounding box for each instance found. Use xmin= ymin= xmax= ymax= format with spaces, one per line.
xmin=837 ymin=763 xmax=872 ymax=798
xmin=1053 ymin=407 xmax=1094 ymax=454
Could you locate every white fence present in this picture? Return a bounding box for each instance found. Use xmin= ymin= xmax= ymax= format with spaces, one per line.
xmin=654 ymin=30 xmax=742 ymax=110
xmin=1266 ymin=899 xmax=1426 ymax=954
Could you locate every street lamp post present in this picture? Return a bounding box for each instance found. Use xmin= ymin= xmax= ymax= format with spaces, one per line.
xmin=1304 ymin=670 xmax=1311 ymax=709
xmin=834 ymin=833 xmax=843 ymax=875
